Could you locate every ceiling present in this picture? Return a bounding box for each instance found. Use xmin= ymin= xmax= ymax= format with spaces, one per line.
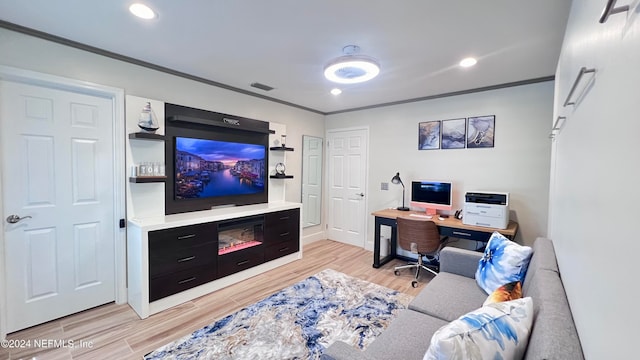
xmin=0 ymin=1 xmax=572 ymax=114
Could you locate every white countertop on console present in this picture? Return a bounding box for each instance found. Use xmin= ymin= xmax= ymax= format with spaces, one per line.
xmin=128 ymin=201 xmax=302 ymax=231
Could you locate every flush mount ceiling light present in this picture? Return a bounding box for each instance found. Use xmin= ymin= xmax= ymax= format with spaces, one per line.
xmin=324 ymin=45 xmax=380 ymax=84
xmin=459 ymin=57 xmax=478 ymax=68
xmin=129 ymin=3 xmax=156 ymax=19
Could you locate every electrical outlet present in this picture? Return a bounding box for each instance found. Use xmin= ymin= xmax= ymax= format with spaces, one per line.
xmin=381 ymin=182 xmax=389 ymax=190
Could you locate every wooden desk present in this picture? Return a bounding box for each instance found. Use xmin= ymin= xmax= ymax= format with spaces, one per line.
xmin=371 ymin=208 xmax=518 ymax=268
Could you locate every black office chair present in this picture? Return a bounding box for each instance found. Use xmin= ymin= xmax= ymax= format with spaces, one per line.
xmin=393 ymin=216 xmax=445 ymax=287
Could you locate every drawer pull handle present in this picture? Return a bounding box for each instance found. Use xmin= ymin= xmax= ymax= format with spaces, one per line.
xmin=279 ymin=232 xmax=290 ymax=237
xmin=178 ymin=277 xmax=196 ymax=284
xmin=279 ymin=216 xmax=290 ymax=220
xmin=236 ymin=260 xmax=250 ymax=266
xmin=452 ymin=231 xmax=472 ymax=237
xmin=177 ymin=234 xmax=196 ymax=240
xmin=177 ymin=256 xmax=196 ymax=263
xmin=279 ymin=247 xmax=290 ymax=252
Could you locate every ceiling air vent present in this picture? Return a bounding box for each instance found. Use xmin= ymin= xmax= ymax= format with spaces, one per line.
xmin=250 ymin=82 xmax=275 ymax=91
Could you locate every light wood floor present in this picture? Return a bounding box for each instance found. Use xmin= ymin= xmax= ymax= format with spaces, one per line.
xmin=1 ymin=240 xmax=432 ymax=360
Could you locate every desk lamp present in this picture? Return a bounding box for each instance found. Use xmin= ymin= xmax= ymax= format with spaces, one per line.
xmin=391 ymin=172 xmax=410 ymax=211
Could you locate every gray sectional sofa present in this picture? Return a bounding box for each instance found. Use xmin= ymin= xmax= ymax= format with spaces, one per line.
xmin=322 ymin=237 xmax=584 ymax=360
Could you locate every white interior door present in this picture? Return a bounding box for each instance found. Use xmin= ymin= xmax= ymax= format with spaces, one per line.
xmin=1 ymin=79 xmax=116 ymax=333
xmin=302 ymin=136 xmax=323 ymax=227
xmin=327 ymin=128 xmax=368 ymax=247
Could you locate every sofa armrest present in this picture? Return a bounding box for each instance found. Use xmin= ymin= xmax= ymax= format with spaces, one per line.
xmin=439 ymin=247 xmax=483 ymax=278
xmin=321 ymin=341 xmax=374 ymax=360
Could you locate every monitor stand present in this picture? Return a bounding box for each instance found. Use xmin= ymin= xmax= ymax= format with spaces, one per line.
xmin=425 ymin=208 xmax=437 ymax=216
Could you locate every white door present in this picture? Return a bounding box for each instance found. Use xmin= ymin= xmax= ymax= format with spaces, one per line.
xmin=1 ymin=80 xmax=116 ymax=332
xmin=302 ymin=136 xmax=323 ymax=227
xmin=327 ymin=128 xmax=368 ymax=247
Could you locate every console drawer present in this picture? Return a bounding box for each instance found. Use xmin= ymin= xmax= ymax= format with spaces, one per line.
xmin=264 ymin=209 xmax=299 ymax=244
xmin=149 ymin=222 xmax=217 ymax=250
xmin=218 ymin=246 xmax=265 ymax=277
xmin=149 ymin=265 xmax=217 ymax=302
xmin=149 ymin=242 xmax=217 ymax=278
xmin=264 ymin=238 xmax=299 ymax=262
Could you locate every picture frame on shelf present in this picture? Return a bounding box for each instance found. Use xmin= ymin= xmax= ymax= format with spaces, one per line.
xmin=467 ymin=115 xmax=495 ymax=148
xmin=418 ymin=120 xmax=441 ymax=150
xmin=441 ymin=118 xmax=467 ymax=149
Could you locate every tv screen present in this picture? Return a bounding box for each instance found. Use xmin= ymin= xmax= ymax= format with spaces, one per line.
xmin=175 ymin=137 xmax=266 ymax=200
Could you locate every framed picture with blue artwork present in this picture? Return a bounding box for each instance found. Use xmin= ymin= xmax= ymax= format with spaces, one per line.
xmin=418 ymin=120 xmax=441 ymax=150
xmin=441 ymin=118 xmax=467 ymax=149
xmin=467 ymin=115 xmax=495 ymax=148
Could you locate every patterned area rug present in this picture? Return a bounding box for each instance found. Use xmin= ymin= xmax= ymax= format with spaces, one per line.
xmin=145 ymin=269 xmax=412 ymax=360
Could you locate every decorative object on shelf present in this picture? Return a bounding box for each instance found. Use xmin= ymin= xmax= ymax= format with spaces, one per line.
xmin=324 ymin=45 xmax=380 ymax=84
xmin=391 ymin=172 xmax=410 ymax=211
xmin=137 ymin=102 xmax=160 ymax=133
xmin=280 ymin=134 xmax=287 ymax=148
xmin=441 ymin=118 xmax=467 ymax=149
xmin=467 ymin=115 xmax=495 ymax=148
xmin=131 ymin=162 xmax=165 ymax=177
xmin=419 ymin=120 xmax=441 ymax=150
xmin=275 ymin=162 xmax=286 ymax=176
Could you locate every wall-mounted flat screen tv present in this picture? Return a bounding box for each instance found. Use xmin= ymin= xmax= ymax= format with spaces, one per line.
xmin=175 ymin=136 xmax=266 ymax=200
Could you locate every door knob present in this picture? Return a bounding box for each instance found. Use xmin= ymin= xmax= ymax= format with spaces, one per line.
xmin=356 ymin=193 xmax=365 ymax=197
xmin=6 ymin=214 xmax=32 ymax=224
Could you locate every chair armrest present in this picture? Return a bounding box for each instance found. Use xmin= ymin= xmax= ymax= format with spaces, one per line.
xmin=321 ymin=341 xmax=374 ymax=360
xmin=439 ymin=247 xmax=483 ymax=278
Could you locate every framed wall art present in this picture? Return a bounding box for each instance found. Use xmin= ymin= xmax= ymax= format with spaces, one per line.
xmin=418 ymin=120 xmax=441 ymax=150
xmin=466 ymin=115 xmax=495 ymax=148
xmin=441 ymin=118 xmax=466 ymax=149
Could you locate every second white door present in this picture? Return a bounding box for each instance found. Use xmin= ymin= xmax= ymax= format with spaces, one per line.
xmin=326 ymin=128 xmax=368 ymax=248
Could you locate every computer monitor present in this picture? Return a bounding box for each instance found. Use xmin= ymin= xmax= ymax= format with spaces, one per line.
xmin=410 ymin=180 xmax=453 ymax=215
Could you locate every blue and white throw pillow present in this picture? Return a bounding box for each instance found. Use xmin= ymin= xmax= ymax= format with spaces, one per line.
xmin=424 ymin=297 xmax=534 ymax=360
xmin=475 ymin=232 xmax=533 ymax=294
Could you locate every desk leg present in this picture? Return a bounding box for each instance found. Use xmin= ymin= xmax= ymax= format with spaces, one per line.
xmin=373 ymin=216 xmax=397 ymax=268
xmin=373 ymin=217 xmax=382 ymax=268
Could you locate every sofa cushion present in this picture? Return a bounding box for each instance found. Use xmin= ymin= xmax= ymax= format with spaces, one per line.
xmin=476 ymin=232 xmax=533 ymax=294
xmin=424 ymin=297 xmax=534 ymax=360
xmin=522 ymin=237 xmax=559 ymax=295
xmin=483 ymin=281 xmax=522 ymax=306
xmin=409 ymin=272 xmax=487 ymax=322
xmin=524 ymin=269 xmax=584 ymax=360
xmin=365 ymin=310 xmax=449 ymax=360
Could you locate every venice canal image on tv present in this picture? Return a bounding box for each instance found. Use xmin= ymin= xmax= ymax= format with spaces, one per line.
xmin=175 ymin=137 xmax=266 ymax=199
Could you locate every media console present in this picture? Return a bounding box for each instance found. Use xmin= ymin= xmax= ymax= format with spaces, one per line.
xmin=127 ymin=201 xmax=301 ymax=319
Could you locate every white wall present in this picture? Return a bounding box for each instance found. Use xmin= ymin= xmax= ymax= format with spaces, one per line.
xmin=326 ymin=81 xmax=554 ymax=250
xmin=0 ymin=28 xmax=326 ymax=240
xmin=549 ymin=1 xmax=640 ymax=358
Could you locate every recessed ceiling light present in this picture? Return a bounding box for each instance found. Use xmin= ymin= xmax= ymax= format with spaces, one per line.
xmin=330 ymin=88 xmax=342 ymax=95
xmin=324 ymin=45 xmax=380 ymax=84
xmin=459 ymin=57 xmax=477 ymax=68
xmin=129 ymin=3 xmax=156 ymax=19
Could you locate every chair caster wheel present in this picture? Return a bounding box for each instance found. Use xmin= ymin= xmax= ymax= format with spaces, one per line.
xmin=394 ymin=270 xmax=401 ymax=276
xmin=411 ymin=280 xmax=419 ymax=288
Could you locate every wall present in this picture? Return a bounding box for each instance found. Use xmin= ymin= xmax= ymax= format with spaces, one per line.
xmin=326 ymin=81 xmax=554 ymax=250
xmin=0 ymin=28 xmax=325 ymax=241
xmin=549 ymin=0 xmax=640 ymax=357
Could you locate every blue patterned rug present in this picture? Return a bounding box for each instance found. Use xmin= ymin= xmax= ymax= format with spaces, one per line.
xmin=145 ymin=269 xmax=412 ymax=360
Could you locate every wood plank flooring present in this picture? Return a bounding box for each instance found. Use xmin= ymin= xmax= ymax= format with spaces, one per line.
xmin=1 ymin=240 xmax=432 ymax=360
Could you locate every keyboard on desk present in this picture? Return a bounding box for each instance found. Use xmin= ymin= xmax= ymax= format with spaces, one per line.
xmin=408 ymin=213 xmax=432 ymax=219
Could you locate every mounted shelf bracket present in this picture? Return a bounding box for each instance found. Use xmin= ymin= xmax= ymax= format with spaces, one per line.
xmin=563 ymin=67 xmax=596 ymax=107
xmin=599 ymin=0 xmax=630 ymax=23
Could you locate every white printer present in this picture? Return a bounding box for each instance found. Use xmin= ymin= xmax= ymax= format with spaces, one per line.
xmin=463 ymin=191 xmax=509 ymax=229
